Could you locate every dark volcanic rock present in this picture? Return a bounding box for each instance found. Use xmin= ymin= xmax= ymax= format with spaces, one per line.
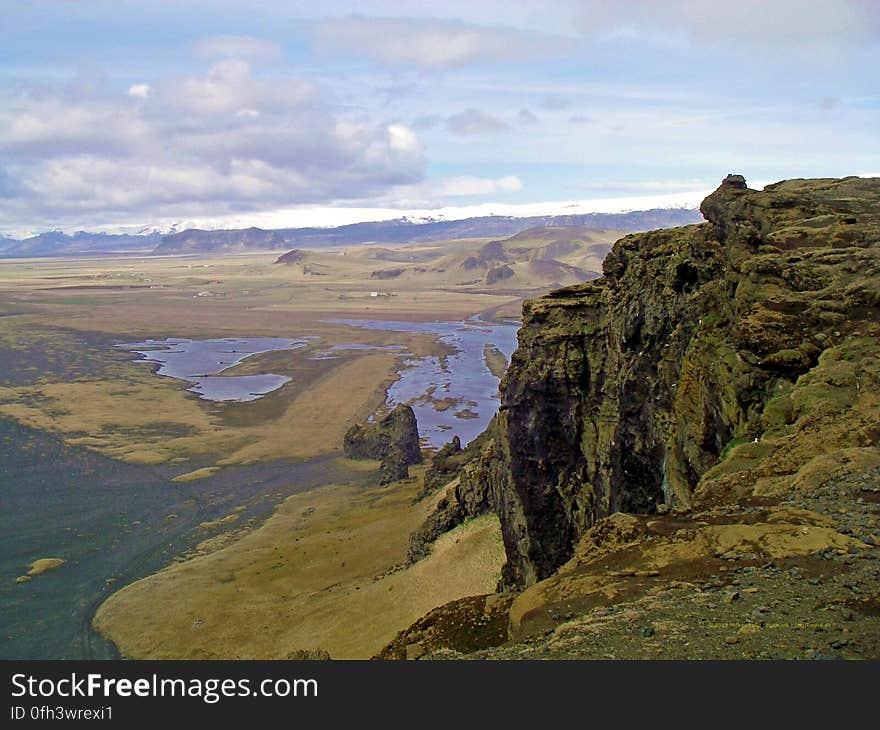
xmin=407 ymin=431 xmax=502 ymax=562
xmin=343 ymin=404 xmax=422 ymax=475
xmin=410 ymin=175 xmax=880 ymax=588
xmin=275 ymin=249 xmax=306 ymax=264
xmin=408 ymin=493 xmax=465 ymax=563
xmin=419 ymin=436 xmax=464 ymax=499
xmin=721 ymin=173 xmax=748 ymax=190
xmin=370 ymin=268 xmax=405 ymax=279
xmin=374 ymin=593 xmax=515 ymax=659
xmin=379 ymin=446 xmax=411 ymax=486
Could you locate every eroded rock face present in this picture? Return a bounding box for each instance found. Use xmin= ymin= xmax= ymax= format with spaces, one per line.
xmin=419 ymin=436 xmax=464 ymax=499
xmin=343 ymin=405 xmax=422 ymax=484
xmin=408 ymin=433 xmax=500 ymax=561
xmin=412 ymin=175 xmax=880 ymax=588
xmin=379 ymin=446 xmax=411 ymax=485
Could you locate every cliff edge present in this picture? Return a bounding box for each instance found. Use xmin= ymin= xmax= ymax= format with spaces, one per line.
xmin=486 ymin=174 xmax=879 ymax=585
xmin=389 ymin=175 xmax=880 ymax=659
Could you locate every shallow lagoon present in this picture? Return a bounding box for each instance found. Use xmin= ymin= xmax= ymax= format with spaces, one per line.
xmin=119 ymin=321 xmax=519 ymax=448
xmin=117 ymin=337 xmax=309 ymax=402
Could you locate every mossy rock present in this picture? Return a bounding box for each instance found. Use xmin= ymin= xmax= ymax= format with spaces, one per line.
xmin=343 ymin=404 xmax=421 ymax=465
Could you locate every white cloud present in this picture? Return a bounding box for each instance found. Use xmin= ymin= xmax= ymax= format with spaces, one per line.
xmin=574 ymin=179 xmax=718 ymax=194
xmin=497 ymin=175 xmax=523 ymax=192
xmin=193 ymin=35 xmax=282 ymax=61
xmin=517 ymin=108 xmax=538 ymax=126
xmin=0 ymin=99 xmax=151 ymax=158
xmin=446 ymin=108 xmax=510 ymax=136
xmin=574 ymin=0 xmax=878 ymax=53
xmin=313 ymin=17 xmax=572 ymax=69
xmin=2 ymin=3 xmax=876 ymax=235
xmin=127 ymin=83 xmax=150 ymax=99
xmin=411 ymin=113 xmax=443 ymax=130
xmin=387 ymin=124 xmax=421 ymax=153
xmin=0 ymin=59 xmax=427 ymax=229
xmin=435 ymin=174 xmax=523 ymax=196
xmin=541 ymin=95 xmax=571 ymax=111
xmin=159 ymin=59 xmax=316 ymax=116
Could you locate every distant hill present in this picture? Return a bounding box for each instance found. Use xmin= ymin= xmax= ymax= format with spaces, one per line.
xmin=0 ymin=207 xmax=702 ymax=258
xmin=0 ymin=236 xmax=18 ymax=254
xmin=274 ymin=224 xmax=624 ymax=292
xmin=152 ymin=227 xmax=286 ymax=255
xmin=417 ymin=225 xmax=614 ymax=289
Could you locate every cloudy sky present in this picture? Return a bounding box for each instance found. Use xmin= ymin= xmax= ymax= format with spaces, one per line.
xmin=1 ymin=0 xmax=878 ymax=236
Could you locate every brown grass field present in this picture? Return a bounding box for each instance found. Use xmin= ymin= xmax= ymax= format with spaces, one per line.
xmin=0 ymin=251 xmax=502 ymax=466
xmin=93 ymin=468 xmax=505 ymax=659
xmin=0 ymin=228 xmax=615 ymax=658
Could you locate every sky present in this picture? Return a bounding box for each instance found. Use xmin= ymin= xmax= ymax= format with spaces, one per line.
xmin=1 ymin=0 xmax=878 ymax=237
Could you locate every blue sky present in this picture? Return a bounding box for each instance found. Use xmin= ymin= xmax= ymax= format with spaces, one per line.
xmin=1 ymin=0 xmax=878 ymax=236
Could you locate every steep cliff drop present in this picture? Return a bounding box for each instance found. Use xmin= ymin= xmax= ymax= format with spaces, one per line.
xmin=391 ymin=176 xmax=880 ymax=659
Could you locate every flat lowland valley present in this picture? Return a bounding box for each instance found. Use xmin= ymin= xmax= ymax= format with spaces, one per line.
xmin=0 ymin=228 xmax=610 ymax=658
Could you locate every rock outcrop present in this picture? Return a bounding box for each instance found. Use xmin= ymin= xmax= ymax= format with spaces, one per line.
xmin=343 ymin=404 xmax=422 ymax=484
xmin=419 ymin=436 xmax=464 ymax=499
xmin=275 ymin=248 xmax=307 ymax=264
xmin=370 ymin=268 xmax=405 ymax=279
xmin=378 ymin=446 xmax=410 ymax=484
xmin=407 ymin=432 xmax=506 ymax=562
xmin=485 ymin=264 xmax=514 ymax=284
xmin=411 ymin=175 xmax=880 ymax=588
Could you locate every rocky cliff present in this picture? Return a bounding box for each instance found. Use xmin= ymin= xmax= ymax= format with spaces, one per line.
xmin=412 ymin=175 xmax=880 ymax=589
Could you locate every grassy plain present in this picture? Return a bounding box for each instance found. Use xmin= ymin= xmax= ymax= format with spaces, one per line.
xmin=0 ymin=227 xmax=615 ymax=469
xmin=0 ymin=227 xmax=612 ymax=658
xmin=0 ymin=249 xmax=520 ymax=468
xmin=93 ymin=467 xmax=506 ymax=659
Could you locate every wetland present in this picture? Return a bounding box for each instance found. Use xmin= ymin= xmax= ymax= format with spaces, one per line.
xmin=117 ymin=336 xmax=311 ymax=402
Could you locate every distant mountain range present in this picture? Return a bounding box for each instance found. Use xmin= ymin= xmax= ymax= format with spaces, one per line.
xmin=1 ymin=208 xmax=703 ymax=258
xmin=0 ymin=230 xmax=161 ymax=258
